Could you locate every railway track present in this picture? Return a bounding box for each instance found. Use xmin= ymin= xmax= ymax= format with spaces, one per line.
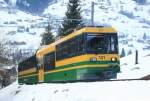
xmin=103 ymin=78 xmax=149 ymax=82
xmin=51 ymin=78 xmax=150 ymax=83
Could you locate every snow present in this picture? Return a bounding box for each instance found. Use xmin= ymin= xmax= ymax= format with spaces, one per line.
xmin=0 ymin=80 xmax=150 ymax=101
xmin=118 ymin=50 xmax=150 ymax=79
xmin=0 ymin=4 xmax=45 ymax=50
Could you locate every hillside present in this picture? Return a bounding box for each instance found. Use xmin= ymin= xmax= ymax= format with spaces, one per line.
xmin=44 ymin=0 xmax=150 ymax=54
xmin=4 ymin=0 xmax=55 ymax=14
xmin=0 ymin=0 xmax=46 ymax=51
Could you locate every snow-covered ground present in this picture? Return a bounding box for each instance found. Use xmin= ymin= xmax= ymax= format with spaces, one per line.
xmin=0 ymin=81 xmax=150 ymax=101
xmin=118 ymin=50 xmax=150 ymax=79
xmin=0 ymin=49 xmax=150 ymax=101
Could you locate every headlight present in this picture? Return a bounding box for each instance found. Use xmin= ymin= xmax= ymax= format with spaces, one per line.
xmin=111 ymin=57 xmax=117 ymax=61
xmin=90 ymin=57 xmax=97 ymax=61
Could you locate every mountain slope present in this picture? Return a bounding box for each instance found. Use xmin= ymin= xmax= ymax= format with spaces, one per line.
xmin=4 ymin=0 xmax=55 ymax=14
xmin=0 ymin=0 xmax=46 ymax=51
xmin=43 ymin=0 xmax=150 ymax=54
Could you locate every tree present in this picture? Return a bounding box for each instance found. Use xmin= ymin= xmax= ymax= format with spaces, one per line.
xmin=128 ymin=49 xmax=132 ymax=55
xmin=0 ymin=43 xmax=5 ymax=56
xmin=0 ymin=38 xmax=7 ymax=57
xmin=120 ymin=48 xmax=125 ymax=58
xmin=41 ymin=22 xmax=55 ymax=45
xmin=58 ymin=0 xmax=84 ymax=36
xmin=26 ymin=27 xmax=29 ymax=32
xmin=143 ymin=33 xmax=147 ymax=40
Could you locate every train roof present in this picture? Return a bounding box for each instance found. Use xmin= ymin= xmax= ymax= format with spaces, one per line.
xmin=36 ymin=26 xmax=117 ymax=56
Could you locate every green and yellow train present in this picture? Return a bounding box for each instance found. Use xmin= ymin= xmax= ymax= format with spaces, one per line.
xmin=18 ymin=26 xmax=120 ymax=84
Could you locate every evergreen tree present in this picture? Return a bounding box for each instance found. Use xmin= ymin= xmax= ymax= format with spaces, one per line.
xmin=143 ymin=33 xmax=147 ymax=40
xmin=26 ymin=27 xmax=29 ymax=32
xmin=128 ymin=49 xmax=132 ymax=55
xmin=58 ymin=0 xmax=84 ymax=36
xmin=41 ymin=22 xmax=55 ymax=45
xmin=0 ymin=42 xmax=5 ymax=56
xmin=120 ymin=48 xmax=125 ymax=57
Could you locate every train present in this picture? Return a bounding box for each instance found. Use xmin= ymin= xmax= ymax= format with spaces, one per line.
xmin=18 ymin=26 xmax=120 ymax=84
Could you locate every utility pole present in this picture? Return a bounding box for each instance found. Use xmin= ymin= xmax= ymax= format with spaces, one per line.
xmin=135 ymin=50 xmax=138 ymax=64
xmin=91 ymin=2 xmax=94 ymax=26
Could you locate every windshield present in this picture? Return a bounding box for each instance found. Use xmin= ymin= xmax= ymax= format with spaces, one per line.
xmin=87 ymin=33 xmax=118 ymax=54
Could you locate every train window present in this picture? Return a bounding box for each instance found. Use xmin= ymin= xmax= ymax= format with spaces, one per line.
xmin=86 ymin=33 xmax=118 ymax=54
xmin=78 ymin=34 xmax=85 ymax=54
xmin=68 ymin=38 xmax=77 ymax=57
xmin=87 ymin=34 xmax=105 ymax=53
xmin=111 ymin=37 xmax=115 ymax=51
xmin=56 ymin=34 xmax=86 ymax=61
xmin=18 ymin=55 xmax=37 ymax=72
xmin=44 ymin=52 xmax=55 ymax=71
xmin=108 ymin=34 xmax=118 ymax=54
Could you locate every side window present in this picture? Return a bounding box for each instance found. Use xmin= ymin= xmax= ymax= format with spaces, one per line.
xmin=56 ymin=34 xmax=85 ymax=61
xmin=78 ymin=34 xmax=85 ymax=54
xmin=106 ymin=34 xmax=118 ymax=54
xmin=111 ymin=37 xmax=115 ymax=51
xmin=44 ymin=52 xmax=55 ymax=71
xmin=68 ymin=38 xmax=77 ymax=57
xmin=56 ymin=43 xmax=63 ymax=60
xmin=18 ymin=55 xmax=37 ymax=71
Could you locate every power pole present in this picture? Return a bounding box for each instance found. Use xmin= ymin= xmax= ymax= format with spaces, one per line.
xmin=91 ymin=2 xmax=94 ymax=26
xmin=135 ymin=50 xmax=138 ymax=64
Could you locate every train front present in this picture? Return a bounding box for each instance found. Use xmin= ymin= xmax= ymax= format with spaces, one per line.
xmin=77 ymin=27 xmax=120 ymax=81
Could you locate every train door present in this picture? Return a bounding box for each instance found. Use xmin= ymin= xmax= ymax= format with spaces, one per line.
xmin=37 ymin=55 xmax=44 ymax=83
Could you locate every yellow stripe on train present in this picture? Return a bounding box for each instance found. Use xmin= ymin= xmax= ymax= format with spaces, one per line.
xmin=56 ymin=54 xmax=119 ymax=67
xmin=45 ymin=64 xmax=110 ymax=74
xmin=18 ymin=67 xmax=36 ymax=76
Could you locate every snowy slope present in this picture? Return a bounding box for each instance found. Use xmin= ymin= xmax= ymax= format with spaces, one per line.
xmin=0 ymin=80 xmax=150 ymax=101
xmin=44 ymin=0 xmax=150 ymax=34
xmin=43 ymin=0 xmax=150 ymax=55
xmin=0 ymin=0 xmax=46 ymax=50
